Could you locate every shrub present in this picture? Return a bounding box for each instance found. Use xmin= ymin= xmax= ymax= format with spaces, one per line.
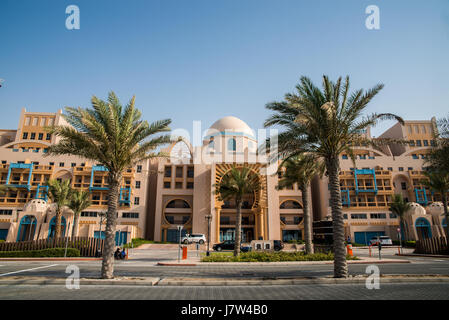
xmin=0 ymin=240 xmax=4 ymax=243
xmin=123 ymin=238 xmax=171 ymax=248
xmin=201 ymin=251 xmax=359 ymax=262
xmin=392 ymin=240 xmax=416 ymax=248
xmin=0 ymin=248 xmax=80 ymax=258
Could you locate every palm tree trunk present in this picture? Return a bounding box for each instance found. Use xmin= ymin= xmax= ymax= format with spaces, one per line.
xmin=326 ymin=157 xmax=348 ymax=278
xmin=234 ymin=199 xmax=242 ymax=257
xmin=443 ymin=193 xmax=449 ymax=239
xmin=72 ymin=212 xmax=80 ymax=238
xmin=54 ymin=207 xmax=62 ymax=239
xmin=101 ymin=175 xmax=121 ymax=279
xmin=300 ymin=185 xmax=314 ymax=254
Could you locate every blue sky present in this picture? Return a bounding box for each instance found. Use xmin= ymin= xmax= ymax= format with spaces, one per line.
xmin=0 ymin=0 xmax=448 ymax=139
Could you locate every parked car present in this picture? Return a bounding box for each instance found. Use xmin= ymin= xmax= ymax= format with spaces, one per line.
xmin=181 ymin=233 xmax=206 ymax=244
xmin=369 ymin=236 xmax=393 ymax=246
xmin=273 ymin=240 xmax=284 ymax=251
xmin=213 ymin=240 xmax=250 ymax=252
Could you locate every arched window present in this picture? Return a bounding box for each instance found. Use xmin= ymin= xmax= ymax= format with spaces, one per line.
xmin=415 ymin=217 xmax=432 ymax=239
xmin=166 ymin=199 xmax=191 ymax=209
xmin=17 ymin=215 xmax=37 ymax=242
xmin=48 ymin=216 xmax=67 ymax=238
xmin=228 ymin=138 xmax=236 ymax=152
xmin=280 ymin=200 xmax=302 ymax=209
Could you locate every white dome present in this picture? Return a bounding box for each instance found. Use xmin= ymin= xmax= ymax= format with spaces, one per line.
xmin=427 ymin=202 xmax=444 ymax=216
xmin=206 ymin=116 xmax=254 ymax=138
xmin=406 ymin=202 xmax=426 ymax=216
xmin=24 ymin=199 xmax=49 ymax=213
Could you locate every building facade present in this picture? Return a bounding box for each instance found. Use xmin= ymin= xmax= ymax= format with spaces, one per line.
xmin=0 ymin=111 xmax=447 ymax=245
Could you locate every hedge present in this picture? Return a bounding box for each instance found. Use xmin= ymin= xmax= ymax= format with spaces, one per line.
xmin=201 ymin=251 xmax=359 ymax=262
xmin=392 ymin=240 xmax=416 ymax=248
xmin=0 ymin=248 xmax=80 ymax=258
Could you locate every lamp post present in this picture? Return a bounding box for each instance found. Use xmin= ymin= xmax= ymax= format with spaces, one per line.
xmin=205 ymin=214 xmax=212 ymax=256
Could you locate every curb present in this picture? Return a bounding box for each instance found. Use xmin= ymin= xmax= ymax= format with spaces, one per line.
xmin=0 ymin=258 xmax=102 ymax=261
xmin=396 ymin=254 xmax=449 ymax=259
xmin=194 ymin=259 xmax=410 ymax=266
xmin=1 ymin=276 xmax=447 ymax=287
xmin=157 ymin=262 xmax=197 ymax=266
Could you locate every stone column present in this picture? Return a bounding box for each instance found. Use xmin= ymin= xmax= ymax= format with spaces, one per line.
xmin=215 ymin=207 xmax=221 ymax=243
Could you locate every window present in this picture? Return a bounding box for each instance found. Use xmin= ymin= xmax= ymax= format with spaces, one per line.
xmin=342 ymin=155 xmax=348 ymax=160
xmin=414 ymin=125 xmax=419 ymax=134
xmin=399 ymin=167 xmax=404 ymax=172
xmin=176 ymin=166 xmax=183 ymax=178
xmin=175 ymin=182 xmax=183 ymax=189
xmin=134 ymin=197 xmax=140 ymax=205
xmin=136 ymin=165 xmax=142 ymax=173
xmin=408 ymin=167 xmax=413 ymax=171
xmin=388 ymin=167 xmax=393 ymax=171
xmin=431 ymin=140 xmax=436 ymax=147
xmin=423 ymin=140 xmax=429 ymax=146
xmin=49 ymin=162 xmax=54 ymax=166
xmin=343 ymin=214 xmax=348 ymax=219
xmin=32 ymin=117 xmax=38 ymax=126
xmin=40 ymin=118 xmax=46 ymax=126
xmin=228 ymin=138 xmax=236 ymax=151
xmin=59 ymin=162 xmax=64 ymax=167
xmin=187 ymin=167 xmax=194 ymax=178
xmin=421 ymin=125 xmax=426 ymax=134
xmin=187 ymin=182 xmax=194 ymax=189
xmin=412 ymin=154 xmax=419 ymax=159
xmin=135 ymin=181 xmax=141 ymax=189
xmin=390 ymin=213 xmax=398 ymax=219
xmin=409 ymin=140 xmax=415 ymax=147
xmin=38 ymin=133 xmax=43 ymax=140
xmin=30 ymin=133 xmax=36 ymax=140
xmin=351 ymin=214 xmax=367 ymax=219
xmin=416 ymin=140 xmax=422 ymax=147
xmin=370 ymin=213 xmax=386 ymax=219
xmin=407 ymin=126 xmax=412 ymax=134
xmin=25 ymin=117 xmax=31 ymax=125
xmin=81 ymin=211 xmax=98 ymax=217
xmin=46 ymin=133 xmax=51 ymax=140
xmin=0 ymin=210 xmax=13 ymax=215
xmin=48 ymin=118 xmax=54 ymax=126
xmin=22 ymin=132 xmax=28 ymax=139
xmin=122 ymin=212 xmax=139 ymax=219
xmin=164 ymin=166 xmax=172 ymax=177
xmin=401 ymin=182 xmax=407 ymax=190
xmin=164 ymin=182 xmax=171 ymax=189
xmin=71 ymin=163 xmax=76 ymax=167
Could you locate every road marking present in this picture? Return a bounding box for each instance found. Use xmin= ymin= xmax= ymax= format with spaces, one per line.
xmin=0 ymin=264 xmax=59 ymax=277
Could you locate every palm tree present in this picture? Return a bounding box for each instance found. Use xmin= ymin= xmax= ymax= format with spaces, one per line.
xmin=214 ymin=166 xmax=260 ymax=256
xmin=423 ymin=171 xmax=449 ymax=238
xmin=69 ymin=190 xmax=91 ymax=238
xmin=46 ymin=179 xmax=72 ymax=239
xmin=426 ymin=115 xmax=449 ymax=173
xmin=277 ymin=155 xmax=324 ymax=254
xmin=389 ymin=194 xmax=411 ymax=242
xmin=46 ymin=92 xmax=172 ymax=279
xmin=264 ymin=75 xmax=403 ymax=278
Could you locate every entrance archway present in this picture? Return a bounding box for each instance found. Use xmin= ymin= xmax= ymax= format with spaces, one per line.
xmin=415 ymin=217 xmax=432 ymax=240
xmin=16 ymin=215 xmax=37 ymax=242
xmin=48 ymin=216 xmax=67 ymax=238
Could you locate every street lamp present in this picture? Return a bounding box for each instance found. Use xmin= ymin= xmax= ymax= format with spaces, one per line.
xmin=205 ymin=214 xmax=212 ymax=256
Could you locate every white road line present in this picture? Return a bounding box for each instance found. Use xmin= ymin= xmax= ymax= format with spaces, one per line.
xmin=0 ymin=264 xmax=59 ymax=277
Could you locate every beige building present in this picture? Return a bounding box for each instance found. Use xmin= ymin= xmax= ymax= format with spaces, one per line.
xmin=0 ymin=111 xmax=446 ymax=245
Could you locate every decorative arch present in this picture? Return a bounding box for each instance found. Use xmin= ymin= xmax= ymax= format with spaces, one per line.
xmin=403 ymin=148 xmax=430 ymax=157
xmin=162 ymin=198 xmax=193 ymax=225
xmin=415 ymin=217 xmax=432 ymax=239
xmin=214 ymin=163 xmax=266 ymax=209
xmin=48 ymin=216 xmax=67 ymax=238
xmin=167 ymin=140 xmax=194 ymax=164
xmin=16 ymin=215 xmax=37 ymax=242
